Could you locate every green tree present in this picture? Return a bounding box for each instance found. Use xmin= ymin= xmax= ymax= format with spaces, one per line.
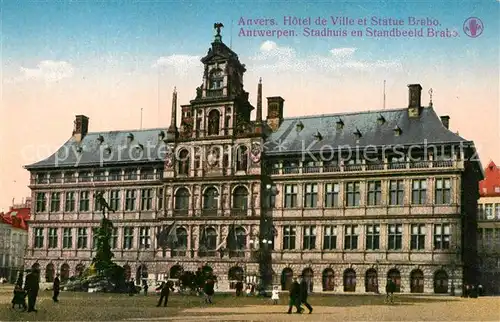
xmin=92 ymin=216 xmax=114 ymax=273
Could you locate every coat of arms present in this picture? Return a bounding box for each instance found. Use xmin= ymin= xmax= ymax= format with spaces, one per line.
xmin=250 ymin=142 xmax=261 ymax=163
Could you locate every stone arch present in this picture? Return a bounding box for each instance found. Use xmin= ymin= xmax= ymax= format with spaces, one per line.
xmin=322 ymin=268 xmax=335 ymax=291
xmin=207 ymin=109 xmax=220 ymax=135
xmin=228 ymin=266 xmax=244 ymax=281
xmin=75 ymin=263 xmax=85 ymax=277
xmin=203 ymin=187 xmax=219 ymax=210
xmin=60 ymin=263 xmax=70 ymax=282
xmin=45 ymin=263 xmax=55 ymax=283
xmin=201 ymin=265 xmax=213 ymax=277
xmin=410 ymin=269 xmax=424 ymax=293
xmin=232 ymin=185 xmax=249 ymax=210
xmin=31 ymin=262 xmax=40 ymax=272
xmin=177 ymin=149 xmax=190 ymax=175
xmin=136 ymin=264 xmax=148 ymax=283
xmin=365 ymin=268 xmax=378 ymax=293
xmin=169 ymin=265 xmax=183 ymax=279
xmin=387 ymin=268 xmax=401 ymax=292
xmin=343 ymin=268 xmax=356 ymax=292
xmin=302 ymin=267 xmax=314 ymax=292
xmin=174 ymin=187 xmax=190 ymax=211
xmin=433 ymin=269 xmax=448 ymax=294
xmin=281 ymin=267 xmax=293 ymax=291
xmin=123 ymin=264 xmax=131 ymax=281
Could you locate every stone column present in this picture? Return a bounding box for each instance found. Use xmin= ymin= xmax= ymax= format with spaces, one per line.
xmin=403 ymin=223 xmax=410 ymax=251
xmin=380 ymin=224 xmax=388 ymax=250
xmin=425 ymin=223 xmax=432 ymax=251
xmin=338 ymin=225 xmax=344 ymax=250
xmin=359 ymin=180 xmax=366 ymax=206
xmin=315 ymin=224 xmax=323 ymax=251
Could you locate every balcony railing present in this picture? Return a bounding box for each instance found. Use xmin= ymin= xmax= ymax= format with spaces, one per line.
xmin=173 ymin=209 xmax=188 ymax=217
xmin=206 ymin=89 xmax=223 ymax=98
xmin=230 ymin=208 xmax=247 ymax=217
xmin=270 ymin=160 xmax=457 ymax=176
xmin=30 ymin=172 xmax=162 ymax=185
xmin=197 ymin=250 xmax=217 ymax=257
xmin=201 ymin=209 xmax=218 ymax=217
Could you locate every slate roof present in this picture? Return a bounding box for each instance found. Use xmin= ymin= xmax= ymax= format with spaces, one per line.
xmin=264 ymin=107 xmax=469 ymax=155
xmin=25 ymin=128 xmax=168 ymax=169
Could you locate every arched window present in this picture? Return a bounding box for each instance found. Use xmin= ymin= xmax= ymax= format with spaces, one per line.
xmin=322 ymin=268 xmax=335 ymax=291
xmin=136 ymin=264 xmax=148 ymax=284
xmin=281 ymin=268 xmax=294 ymax=291
xmin=228 ymin=266 xmax=244 ymax=289
xmin=199 ymin=226 xmax=217 ymax=257
xmin=302 ymin=268 xmax=314 ymax=292
xmin=229 ymin=226 xmax=246 ymax=258
xmin=177 ymin=149 xmax=190 ymax=175
xmin=208 ymin=110 xmax=220 ymax=135
xmin=203 ymin=187 xmax=219 ymax=214
xmin=45 ymin=263 xmax=55 ymax=283
xmin=387 ymin=269 xmax=401 ymax=292
xmin=232 ymin=186 xmax=248 ymax=210
xmin=169 ymin=265 xmax=183 ymax=279
xmin=410 ymin=269 xmax=424 ymax=293
xmin=343 ymin=269 xmax=356 ymax=292
xmin=433 ymin=270 xmax=448 ymax=294
xmin=236 ymin=145 xmax=248 ymax=171
xmin=174 ymin=188 xmax=190 ymax=213
xmin=172 ymin=227 xmax=188 ymax=257
xmin=209 ymin=69 xmax=223 ymax=90
xmin=60 ymin=263 xmax=70 ymax=282
xmin=31 ymin=263 xmax=40 ymax=272
xmin=365 ymin=269 xmax=378 ymax=293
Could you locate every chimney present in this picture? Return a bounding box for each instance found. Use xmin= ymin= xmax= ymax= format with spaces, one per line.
xmin=266 ymin=96 xmax=285 ymax=132
xmin=440 ymin=115 xmax=450 ymax=129
xmin=73 ymin=115 xmax=89 ymax=142
xmin=256 ymin=78 xmax=262 ymax=122
xmin=407 ymin=84 xmax=423 ymax=118
xmin=167 ymin=87 xmax=178 ymax=139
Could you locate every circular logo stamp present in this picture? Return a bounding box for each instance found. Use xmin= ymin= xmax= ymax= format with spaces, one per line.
xmin=463 ymin=17 xmax=484 ymax=38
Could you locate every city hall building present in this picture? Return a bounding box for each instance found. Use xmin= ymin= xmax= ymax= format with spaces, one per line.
xmin=24 ymin=26 xmax=482 ymax=294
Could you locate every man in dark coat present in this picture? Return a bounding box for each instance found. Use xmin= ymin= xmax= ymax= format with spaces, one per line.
xmin=156 ymin=281 xmax=174 ymax=307
xmin=24 ymin=269 xmax=40 ymax=312
xmin=52 ymin=273 xmax=60 ymax=302
xmin=287 ymin=278 xmax=301 ymax=314
xmin=204 ymin=276 xmax=215 ymax=304
xmin=299 ymin=275 xmax=313 ymax=314
xmin=385 ymin=279 xmax=396 ymax=304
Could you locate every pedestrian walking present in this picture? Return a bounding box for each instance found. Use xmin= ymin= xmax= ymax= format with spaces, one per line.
xmin=24 ymin=269 xmax=40 ymax=312
xmin=271 ymin=286 xmax=280 ymax=304
xmin=11 ymin=283 xmax=27 ymax=311
xmin=385 ymin=279 xmax=396 ymax=304
xmin=156 ymin=281 xmax=174 ymax=307
xmin=143 ymin=280 xmax=149 ymax=296
xmin=204 ymin=276 xmax=215 ymax=304
xmin=52 ymin=274 xmax=60 ymax=302
xmin=287 ymin=278 xmax=301 ymax=314
xmin=299 ymin=275 xmax=313 ymax=314
xmin=235 ymin=281 xmax=243 ymax=296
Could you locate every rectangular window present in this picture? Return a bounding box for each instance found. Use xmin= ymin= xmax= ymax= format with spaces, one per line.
xmin=434 ymin=224 xmax=451 ymax=250
xmin=323 ymin=225 xmax=337 ymax=250
xmin=157 ymin=188 xmax=164 ymax=210
xmin=79 ymin=171 xmax=91 ymax=182
xmin=111 ymin=228 xmax=118 ymax=249
xmin=304 ymin=184 xmax=318 ymax=208
xmin=282 ymin=225 xmax=296 ymax=250
xmin=139 ymin=227 xmax=151 ymax=249
xmin=35 ymin=193 xmax=46 ymax=212
xmin=77 ymin=228 xmax=88 ymax=249
xmin=109 ymin=190 xmax=121 ymax=211
xmin=435 ymin=178 xmax=451 ymax=204
xmin=411 ymin=179 xmax=427 ymax=205
xmin=63 ymin=228 xmax=72 ymax=249
xmin=410 ymin=224 xmax=426 ymax=250
xmin=79 ymin=191 xmax=90 ymax=212
xmin=94 ymin=170 xmax=106 ymax=181
xmin=345 ymin=182 xmax=360 ymax=207
xmin=324 ymin=183 xmax=339 ymax=207
xmin=65 ymin=192 xmax=75 ymax=212
xmin=344 ymin=225 xmax=359 ymax=250
xmin=123 ymin=227 xmax=134 ymax=249
xmin=34 ymin=228 xmax=44 ymax=248
xmin=141 ymin=189 xmax=153 ymax=211
xmin=48 ymin=228 xmax=58 ymax=248
xmin=389 ymin=180 xmax=404 ymax=205
xmin=495 ymin=204 xmax=500 ymax=219
xmin=388 ymin=224 xmax=403 ymax=250
xmin=485 ymin=204 xmax=493 ymax=219
xmin=125 ymin=190 xmax=136 ymax=211
xmin=365 ymin=225 xmax=380 ymax=250
xmin=50 ymin=192 xmax=61 ymax=212
xmin=94 ymin=191 xmax=105 ymax=211
xmin=302 ymin=226 xmax=316 ymax=250
xmin=108 ymin=170 xmax=121 ymax=181
xmin=124 ymin=169 xmax=136 ymax=180
xmin=284 ymin=184 xmax=298 ymax=208
xmin=367 ymin=181 xmax=382 ymax=206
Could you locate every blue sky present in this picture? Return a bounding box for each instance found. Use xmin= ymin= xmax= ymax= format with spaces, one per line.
xmin=1 ymin=0 xmax=498 ymax=68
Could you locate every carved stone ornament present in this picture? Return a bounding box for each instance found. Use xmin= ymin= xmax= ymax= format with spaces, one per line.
xmin=207 ymin=148 xmax=219 ymax=167
xmin=165 ymin=152 xmax=174 ymax=168
xmin=250 ymin=142 xmax=261 ymax=163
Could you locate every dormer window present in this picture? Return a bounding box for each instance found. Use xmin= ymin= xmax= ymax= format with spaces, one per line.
xmin=127 ymin=133 xmax=134 ymax=143
xmin=313 ymin=130 xmax=323 ymax=141
xmin=296 ymin=121 xmax=304 ymax=132
xmin=209 ymin=69 xmax=224 ymax=90
xmin=353 ymin=128 xmax=362 ymax=139
xmin=393 ymin=125 xmax=402 ymax=136
xmin=97 ymin=135 xmax=104 ymax=144
xmin=377 ymin=114 xmax=386 ymax=125
xmin=336 ymin=118 xmax=344 ymax=130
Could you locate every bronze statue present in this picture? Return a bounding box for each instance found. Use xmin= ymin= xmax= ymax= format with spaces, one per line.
xmin=94 ymin=191 xmax=115 ymax=215
xmin=214 ymin=22 xmax=224 ymax=36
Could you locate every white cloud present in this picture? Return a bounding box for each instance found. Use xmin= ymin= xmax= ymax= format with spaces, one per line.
xmin=154 ymin=54 xmax=202 ymax=76
xmin=249 ymin=41 xmax=401 ymax=73
xmin=17 ymin=60 xmax=74 ymax=83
